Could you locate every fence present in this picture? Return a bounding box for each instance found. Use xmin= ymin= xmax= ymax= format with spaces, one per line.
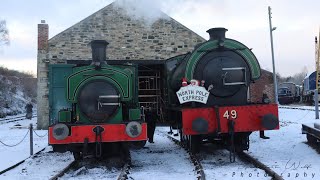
xmin=0 ymin=124 xmax=47 ymax=156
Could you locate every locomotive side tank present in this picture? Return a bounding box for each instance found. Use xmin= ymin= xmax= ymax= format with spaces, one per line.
xmin=48 ymin=40 xmax=147 ymax=159
xmin=165 ymin=28 xmax=279 ymax=158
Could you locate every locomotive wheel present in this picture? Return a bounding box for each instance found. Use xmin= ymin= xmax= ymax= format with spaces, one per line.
xmin=52 ymin=144 xmax=67 ymax=153
xmin=120 ymin=143 xmax=130 ymax=162
xmin=189 ymin=135 xmax=201 ymax=154
xmin=307 ymin=134 xmax=318 ymax=144
xmin=179 ymin=129 xmax=188 ymax=147
xmin=129 ymin=140 xmax=147 ymax=149
xmin=73 ymin=152 xmax=83 ymax=160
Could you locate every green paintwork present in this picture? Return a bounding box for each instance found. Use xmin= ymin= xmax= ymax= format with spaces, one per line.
xmin=49 ymin=64 xmax=74 ymax=125
xmin=49 ymin=63 xmax=140 ymax=125
xmin=67 ymin=64 xmax=136 ymax=124
xmin=59 ymin=110 xmax=71 ymax=122
xmin=67 ymin=65 xmax=133 ymax=102
xmin=129 ymin=109 xmax=141 ymax=120
xmin=185 ymin=39 xmax=261 ymax=81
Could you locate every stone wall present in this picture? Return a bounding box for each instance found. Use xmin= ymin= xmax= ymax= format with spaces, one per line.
xmin=48 ymin=4 xmax=204 ymax=62
xmin=37 ymin=3 xmax=205 ymax=129
xmin=249 ymin=69 xmax=275 ymax=103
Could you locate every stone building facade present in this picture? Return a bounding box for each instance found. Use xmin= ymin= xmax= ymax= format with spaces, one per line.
xmin=37 ymin=3 xmax=205 ymax=129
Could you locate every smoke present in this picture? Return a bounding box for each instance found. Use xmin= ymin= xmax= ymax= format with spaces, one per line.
xmin=113 ymin=0 xmax=169 ymax=28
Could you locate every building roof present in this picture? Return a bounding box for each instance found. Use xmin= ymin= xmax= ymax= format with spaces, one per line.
xmin=47 ymin=1 xmax=205 ymax=61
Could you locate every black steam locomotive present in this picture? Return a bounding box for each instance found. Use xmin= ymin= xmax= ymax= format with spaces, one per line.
xmin=164 ymin=28 xmax=279 ymax=159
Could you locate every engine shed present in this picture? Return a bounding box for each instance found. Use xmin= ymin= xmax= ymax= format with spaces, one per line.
xmin=37 ymin=1 xmax=205 ymax=129
xmin=37 ymin=1 xmax=276 ymax=129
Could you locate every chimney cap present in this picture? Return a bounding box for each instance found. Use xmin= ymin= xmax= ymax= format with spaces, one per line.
xmin=206 ymin=27 xmax=228 ymax=34
xmin=206 ymin=27 xmax=228 ymax=41
xmin=41 ymin=20 xmax=46 ymax=24
xmin=90 ymin=40 xmax=109 ymax=45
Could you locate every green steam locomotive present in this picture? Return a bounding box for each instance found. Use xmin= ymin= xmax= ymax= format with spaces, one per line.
xmin=48 ymin=40 xmax=147 ymax=159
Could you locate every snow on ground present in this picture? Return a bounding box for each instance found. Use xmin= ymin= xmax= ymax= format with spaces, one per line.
xmin=0 ymin=107 xmax=320 ymax=180
xmin=60 ymin=130 xmax=197 ymax=180
xmin=280 ymin=104 xmax=316 ymax=111
xmin=199 ymin=147 xmax=269 ymax=180
xmin=128 ymin=130 xmax=197 ymax=180
xmin=59 ymin=158 xmax=121 ymax=180
xmin=248 ymin=107 xmax=320 ymax=180
xmin=0 ymin=115 xmax=48 ymax=172
xmin=1 ymin=147 xmax=74 ymax=180
xmin=160 ymin=128 xmax=269 ymax=180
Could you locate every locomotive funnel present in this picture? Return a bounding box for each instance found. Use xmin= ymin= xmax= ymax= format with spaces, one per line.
xmin=90 ymin=40 xmax=109 ymax=66
xmin=206 ymin=28 xmax=228 ymax=40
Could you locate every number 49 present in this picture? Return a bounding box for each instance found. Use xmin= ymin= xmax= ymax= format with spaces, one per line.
xmin=223 ymin=110 xmax=237 ymax=119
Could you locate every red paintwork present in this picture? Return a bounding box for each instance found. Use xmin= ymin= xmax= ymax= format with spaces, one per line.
xmin=49 ymin=123 xmax=147 ymax=144
xmin=182 ymin=104 xmax=278 ymax=135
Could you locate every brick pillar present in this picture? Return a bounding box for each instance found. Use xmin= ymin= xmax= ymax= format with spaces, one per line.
xmin=249 ymin=69 xmax=275 ymax=103
xmin=37 ymin=20 xmax=49 ymax=130
xmin=38 ymin=20 xmax=48 ymax=50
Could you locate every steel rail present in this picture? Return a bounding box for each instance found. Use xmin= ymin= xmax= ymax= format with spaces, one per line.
xmin=0 ymin=113 xmax=37 ymax=124
xmin=49 ymin=160 xmax=78 ymax=180
xmin=0 ymin=147 xmax=46 ymax=175
xmin=237 ymin=151 xmax=284 ymax=180
xmin=279 ymin=106 xmax=315 ymax=111
xmin=166 ymin=134 xmax=205 ymax=180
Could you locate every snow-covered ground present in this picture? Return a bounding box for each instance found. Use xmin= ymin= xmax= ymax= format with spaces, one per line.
xmin=248 ymin=107 xmax=319 ymax=180
xmin=1 ymin=147 xmax=74 ymax=180
xmin=0 ymin=107 xmax=319 ymax=180
xmin=60 ymin=130 xmax=197 ymax=180
xmin=0 ymin=115 xmax=48 ymax=172
xmin=128 ymin=131 xmax=196 ymax=180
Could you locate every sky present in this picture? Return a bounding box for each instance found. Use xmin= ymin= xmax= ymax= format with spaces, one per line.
xmin=0 ymin=0 xmax=319 ymax=77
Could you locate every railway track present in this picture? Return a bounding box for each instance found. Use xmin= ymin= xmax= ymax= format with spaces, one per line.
xmin=279 ymin=106 xmax=315 ymax=111
xmin=165 ymin=133 xmax=284 ymax=180
xmin=199 ymin=143 xmax=284 ymax=180
xmin=281 ymin=106 xmax=320 ymax=151
xmin=165 ymin=134 xmax=205 ymax=180
xmin=52 ymin=154 xmax=132 ymax=180
xmin=0 ymin=113 xmax=37 ymax=124
xmin=117 ymin=156 xmax=131 ymax=180
xmin=237 ymin=151 xmax=283 ymax=180
xmin=49 ymin=160 xmax=78 ymax=180
xmin=0 ymin=147 xmax=46 ymax=175
xmin=304 ymin=142 xmax=320 ymax=154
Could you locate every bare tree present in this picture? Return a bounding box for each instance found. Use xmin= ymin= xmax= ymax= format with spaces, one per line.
xmin=0 ymin=19 xmax=9 ymax=46
xmin=277 ymin=66 xmax=308 ymax=86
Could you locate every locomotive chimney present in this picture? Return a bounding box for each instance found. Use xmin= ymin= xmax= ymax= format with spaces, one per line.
xmin=90 ymin=40 xmax=109 ymax=66
xmin=206 ymin=28 xmax=228 ymax=41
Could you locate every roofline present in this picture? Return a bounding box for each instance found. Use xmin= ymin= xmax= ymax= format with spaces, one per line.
xmin=48 ymin=1 xmax=205 ymax=43
xmin=49 ymin=1 xmax=115 ymax=42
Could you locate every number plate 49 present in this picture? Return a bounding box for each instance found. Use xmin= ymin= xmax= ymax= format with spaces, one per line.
xmin=223 ymin=110 xmax=237 ymax=119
